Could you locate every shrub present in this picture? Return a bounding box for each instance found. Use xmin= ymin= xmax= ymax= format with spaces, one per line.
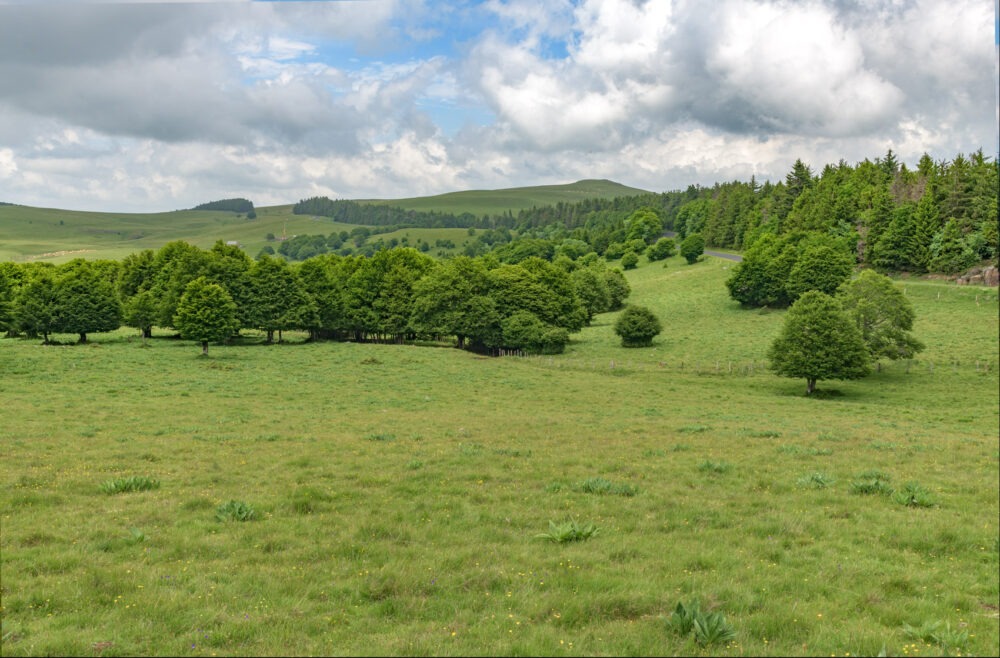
xmin=680 ymin=233 xmax=705 ymax=264
xmin=621 ymin=251 xmax=639 ymax=270
xmin=613 ymin=305 xmax=662 ymax=347
xmin=647 ymin=237 xmax=676 ymax=261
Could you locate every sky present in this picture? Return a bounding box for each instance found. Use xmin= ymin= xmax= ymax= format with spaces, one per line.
xmin=0 ymin=0 xmax=996 ymax=213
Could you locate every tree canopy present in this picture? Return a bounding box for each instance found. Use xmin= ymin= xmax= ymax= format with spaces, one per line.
xmin=768 ymin=291 xmax=871 ymax=395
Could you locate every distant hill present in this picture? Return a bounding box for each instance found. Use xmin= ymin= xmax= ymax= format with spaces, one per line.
xmin=361 ymin=179 xmax=651 ymax=216
xmin=0 ymin=179 xmax=652 ymax=263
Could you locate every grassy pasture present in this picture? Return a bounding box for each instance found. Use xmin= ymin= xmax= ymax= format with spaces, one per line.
xmin=1 ymin=257 xmax=998 ymax=656
xmin=0 ymin=204 xmax=354 ymax=264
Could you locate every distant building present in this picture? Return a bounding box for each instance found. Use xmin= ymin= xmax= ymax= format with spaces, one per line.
xmin=225 ymin=240 xmax=241 ymax=247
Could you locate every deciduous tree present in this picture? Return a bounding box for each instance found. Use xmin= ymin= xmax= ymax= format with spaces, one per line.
xmin=768 ymin=291 xmax=870 ymax=395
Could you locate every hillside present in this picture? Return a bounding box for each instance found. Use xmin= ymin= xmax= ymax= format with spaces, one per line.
xmin=362 ymin=179 xmax=651 ymax=215
xmin=0 ymin=179 xmax=650 ymax=263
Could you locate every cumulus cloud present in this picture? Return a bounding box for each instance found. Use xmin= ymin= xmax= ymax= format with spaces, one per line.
xmin=0 ymin=0 xmax=994 ymax=212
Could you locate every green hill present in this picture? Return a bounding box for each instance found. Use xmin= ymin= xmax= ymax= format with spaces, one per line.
xmin=362 ymin=179 xmax=651 ymax=215
xmin=0 ymin=180 xmax=650 ymax=263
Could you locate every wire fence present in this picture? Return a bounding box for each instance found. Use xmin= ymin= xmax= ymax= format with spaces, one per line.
xmin=495 ymin=353 xmax=998 ymax=377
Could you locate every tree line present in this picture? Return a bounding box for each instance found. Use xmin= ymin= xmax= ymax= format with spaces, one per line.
xmin=192 ymin=198 xmax=256 ymax=218
xmin=0 ymin=242 xmax=631 ymax=355
xmin=282 ymin=149 xmax=996 ymax=279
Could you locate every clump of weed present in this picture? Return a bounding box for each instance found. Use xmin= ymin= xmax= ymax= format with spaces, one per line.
xmin=849 ymin=470 xmax=894 ymax=496
xmin=545 ymin=482 xmax=565 ymax=493
xmin=892 ymin=482 xmax=938 ymax=508
xmin=290 ymin=486 xmax=332 ymax=515
xmin=366 ymin=432 xmax=395 ymax=442
xmin=679 ymin=424 xmax=710 ymax=434
xmin=698 ymin=460 xmax=732 ymax=475
xmin=668 ymin=600 xmax=736 ymax=646
xmin=405 ymin=460 xmax=423 ymax=470
xmin=216 ymin=500 xmax=256 ymax=522
xmin=576 ymin=477 xmax=639 ymax=497
xmin=903 ymin=621 xmax=969 ymax=652
xmin=796 ymin=472 xmax=835 ymax=489
xmin=536 ymin=519 xmax=600 ymax=543
xmin=743 ymin=429 xmax=781 ymax=438
xmin=99 ymin=476 xmax=160 ymax=494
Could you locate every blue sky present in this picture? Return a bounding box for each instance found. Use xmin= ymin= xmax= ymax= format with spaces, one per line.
xmin=0 ymin=0 xmax=995 ymax=212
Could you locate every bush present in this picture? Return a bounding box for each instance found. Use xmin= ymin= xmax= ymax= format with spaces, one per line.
xmin=621 ymin=251 xmax=639 ymax=270
xmin=647 ymin=237 xmax=676 ymax=261
xmin=680 ymin=233 xmax=705 ymax=264
xmin=501 ymin=311 xmax=569 ymax=354
xmin=613 ymin=305 xmax=662 ymax=347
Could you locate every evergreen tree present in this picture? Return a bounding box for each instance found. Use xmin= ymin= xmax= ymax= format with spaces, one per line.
xmin=929 ymin=219 xmax=978 ymax=274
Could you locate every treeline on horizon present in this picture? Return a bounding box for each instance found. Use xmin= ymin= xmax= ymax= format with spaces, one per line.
xmin=0 ymin=242 xmax=632 ymax=355
xmin=192 ymin=197 xmax=256 ymax=218
xmin=286 ymin=149 xmax=997 ymax=276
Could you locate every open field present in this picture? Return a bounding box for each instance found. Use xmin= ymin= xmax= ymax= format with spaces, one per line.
xmin=0 ymin=204 xmax=352 ymax=265
xmin=1 ymin=257 xmax=998 ymax=656
xmin=0 ymin=180 xmax=649 ymax=263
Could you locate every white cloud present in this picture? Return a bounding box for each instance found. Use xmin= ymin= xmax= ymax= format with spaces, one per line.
xmin=706 ymin=0 xmax=903 ymax=135
xmin=0 ymin=0 xmax=994 ymax=213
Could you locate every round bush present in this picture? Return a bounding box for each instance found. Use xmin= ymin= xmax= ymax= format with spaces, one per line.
xmin=613 ymin=305 xmax=662 ymax=347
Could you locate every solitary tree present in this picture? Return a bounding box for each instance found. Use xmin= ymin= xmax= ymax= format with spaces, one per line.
xmin=836 ymin=270 xmax=924 ymax=362
xmin=769 ymin=291 xmax=870 ymax=395
xmin=173 ymin=277 xmax=239 ymax=356
xmin=613 ymin=305 xmax=662 ymax=347
xmin=680 ymin=233 xmax=705 ymax=264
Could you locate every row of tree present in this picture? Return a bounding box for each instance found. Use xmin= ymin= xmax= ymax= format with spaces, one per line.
xmin=0 ymin=242 xmax=631 ymax=355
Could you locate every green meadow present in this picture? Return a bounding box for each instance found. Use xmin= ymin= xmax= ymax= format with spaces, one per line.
xmin=1 ymin=257 xmax=998 ymax=656
xmin=0 ymin=180 xmax=648 ymax=264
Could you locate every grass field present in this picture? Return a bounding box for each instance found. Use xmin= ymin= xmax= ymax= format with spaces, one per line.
xmin=0 ymin=180 xmax=649 ymax=264
xmin=1 ymin=256 xmax=998 ymax=656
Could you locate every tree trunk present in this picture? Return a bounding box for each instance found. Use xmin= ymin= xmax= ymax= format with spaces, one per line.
xmin=143 ymin=326 xmax=152 ymax=339
xmin=201 ymin=340 xmax=209 ymax=356
xmin=806 ymin=378 xmax=817 ymax=395
xmin=278 ymin=329 xmax=283 ymax=343
xmin=78 ymin=332 xmax=87 ymax=344
xmin=266 ymin=329 xmax=274 ymax=343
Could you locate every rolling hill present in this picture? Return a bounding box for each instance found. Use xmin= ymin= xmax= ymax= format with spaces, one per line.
xmin=0 ymin=180 xmax=651 ymax=263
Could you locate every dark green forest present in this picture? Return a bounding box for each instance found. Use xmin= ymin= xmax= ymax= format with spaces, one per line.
xmin=284 ymin=150 xmax=998 ymax=277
